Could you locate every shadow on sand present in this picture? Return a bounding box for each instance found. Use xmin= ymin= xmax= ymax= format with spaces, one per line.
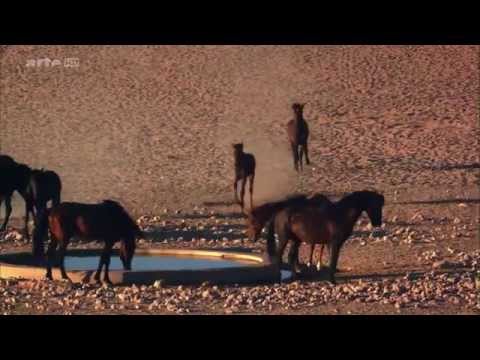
xmin=144 ymin=224 xmax=247 ymax=243
xmin=427 ymin=162 xmax=480 ymax=171
xmin=171 ymin=212 xmax=247 ymax=220
xmin=394 ymin=198 xmax=480 ymax=205
xmin=284 ymin=267 xmax=472 ymax=284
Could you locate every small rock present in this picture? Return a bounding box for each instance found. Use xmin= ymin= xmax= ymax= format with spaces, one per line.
xmin=432 ymin=260 xmax=458 ymax=270
xmin=153 ymin=280 xmax=164 ymax=289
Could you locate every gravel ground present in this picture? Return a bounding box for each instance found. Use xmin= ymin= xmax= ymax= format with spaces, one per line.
xmin=1 ymin=198 xmax=479 ymax=315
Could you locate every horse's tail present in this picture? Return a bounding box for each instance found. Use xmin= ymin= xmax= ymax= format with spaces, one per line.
xmin=32 ymin=207 xmax=51 ymax=258
xmin=265 ymin=217 xmax=277 ymax=260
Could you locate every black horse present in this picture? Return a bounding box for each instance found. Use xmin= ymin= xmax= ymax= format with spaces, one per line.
xmin=1 ymin=156 xmax=62 ymax=255
xmin=26 ymin=169 xmax=62 ymax=256
xmin=233 ymin=143 xmax=256 ymax=212
xmin=0 ymin=156 xmax=32 ymax=235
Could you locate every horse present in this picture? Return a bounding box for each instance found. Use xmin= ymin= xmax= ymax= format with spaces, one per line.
xmin=247 ymin=193 xmax=333 ymax=268
xmin=287 ymin=103 xmax=311 ymax=172
xmin=33 ymin=200 xmax=143 ymax=284
xmin=233 ymin=143 xmax=256 ymax=212
xmin=0 ymin=157 xmax=32 ymax=235
xmin=25 ymin=169 xmax=62 ymax=256
xmin=265 ymin=191 xmax=385 ymax=284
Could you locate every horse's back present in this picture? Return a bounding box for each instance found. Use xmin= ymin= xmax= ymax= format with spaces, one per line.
xmin=0 ymin=155 xmax=16 ymax=169
xmin=291 ymin=209 xmax=333 ymax=245
xmin=244 ymin=153 xmax=256 ymax=173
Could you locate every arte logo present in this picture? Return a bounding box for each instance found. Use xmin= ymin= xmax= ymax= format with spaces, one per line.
xmin=25 ymin=57 xmax=80 ymax=68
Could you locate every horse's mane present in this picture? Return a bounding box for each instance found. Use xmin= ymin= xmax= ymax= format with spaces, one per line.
xmin=102 ymin=200 xmax=141 ymax=237
xmin=336 ymin=191 xmax=385 ymax=209
xmin=250 ymin=194 xmax=310 ymax=221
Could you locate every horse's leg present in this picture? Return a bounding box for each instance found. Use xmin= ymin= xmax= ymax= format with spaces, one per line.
xmin=57 ymin=241 xmax=71 ymax=281
xmin=317 ymin=244 xmax=325 ymax=270
xmin=308 ymin=243 xmax=315 ymax=267
xmin=304 ymin=140 xmax=311 ymax=165
xmin=102 ymin=242 xmax=114 ymax=285
xmin=240 ymin=177 xmax=246 ymax=211
xmin=0 ymin=195 xmax=12 ymax=232
xmin=291 ymin=143 xmax=299 ymax=172
xmin=0 ymin=196 xmax=3 ymax=230
xmin=233 ymin=178 xmax=239 ymax=204
xmin=288 ymin=240 xmax=301 ymax=273
xmin=45 ymin=237 xmax=58 ymax=280
xmin=298 ymin=146 xmax=304 ymax=172
xmin=94 ymin=245 xmax=106 ymax=284
xmin=248 ymin=174 xmax=255 ymax=211
xmin=276 ymin=233 xmax=289 ymax=266
xmin=23 ymin=198 xmax=34 ymax=241
xmin=328 ymin=239 xmax=342 ymax=285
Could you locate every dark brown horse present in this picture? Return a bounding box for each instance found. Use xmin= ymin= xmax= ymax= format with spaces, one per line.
xmin=265 ymin=191 xmax=385 ymax=284
xmin=247 ymin=193 xmax=333 ymax=269
xmin=233 ymin=143 xmax=256 ymax=212
xmin=26 ymin=169 xmax=62 ymax=256
xmin=33 ymin=200 xmax=143 ymax=284
xmin=287 ymin=103 xmax=310 ymax=172
xmin=0 ymin=156 xmax=32 ymax=234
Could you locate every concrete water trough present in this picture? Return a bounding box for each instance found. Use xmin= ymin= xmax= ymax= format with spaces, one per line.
xmin=0 ymin=248 xmax=281 ymax=286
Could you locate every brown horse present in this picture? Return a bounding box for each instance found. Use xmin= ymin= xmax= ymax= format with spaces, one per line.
xmin=287 ymin=103 xmax=310 ymax=172
xmin=233 ymin=143 xmax=256 ymax=212
xmin=265 ymin=191 xmax=385 ymax=284
xmin=0 ymin=156 xmax=32 ymax=235
xmin=33 ymin=200 xmax=143 ymax=284
xmin=247 ymin=193 xmax=333 ymax=267
xmin=246 ymin=193 xmax=331 ymax=242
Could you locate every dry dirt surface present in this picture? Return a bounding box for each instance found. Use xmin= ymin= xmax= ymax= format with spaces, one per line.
xmin=0 ymin=45 xmax=479 ymax=315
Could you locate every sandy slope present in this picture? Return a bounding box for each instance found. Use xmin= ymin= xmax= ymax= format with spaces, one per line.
xmin=1 ymin=46 xmax=478 ymax=215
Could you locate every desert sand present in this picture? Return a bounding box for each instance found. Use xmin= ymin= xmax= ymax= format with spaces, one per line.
xmin=0 ymin=45 xmax=478 ymax=315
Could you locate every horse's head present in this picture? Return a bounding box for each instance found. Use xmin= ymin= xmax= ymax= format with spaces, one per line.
xmin=292 ymin=103 xmax=306 ymax=116
xmin=232 ymin=143 xmax=244 ymax=152
xmin=363 ymin=192 xmax=385 ymax=236
xmin=246 ymin=212 xmax=263 ymax=242
xmin=119 ymin=236 xmax=136 ymax=271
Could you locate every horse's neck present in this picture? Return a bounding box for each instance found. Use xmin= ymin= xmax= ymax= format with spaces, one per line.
xmin=335 ymin=202 xmax=362 ymax=237
xmin=15 ymin=170 xmax=31 ymax=193
xmin=234 ymin=152 xmax=244 ymax=166
xmin=293 ymin=114 xmax=305 ymax=128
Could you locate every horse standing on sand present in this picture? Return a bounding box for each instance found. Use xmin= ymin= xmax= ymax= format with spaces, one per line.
xmin=0 ymin=156 xmax=32 ymax=235
xmin=33 ymin=200 xmax=143 ymax=284
xmin=287 ymin=103 xmax=311 ymax=172
xmin=247 ymin=193 xmax=333 ymax=269
xmin=264 ymin=191 xmax=385 ymax=284
xmin=1 ymin=155 xmax=62 ymax=253
xmin=26 ymin=169 xmax=62 ymax=256
xmin=233 ymin=143 xmax=256 ymax=212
